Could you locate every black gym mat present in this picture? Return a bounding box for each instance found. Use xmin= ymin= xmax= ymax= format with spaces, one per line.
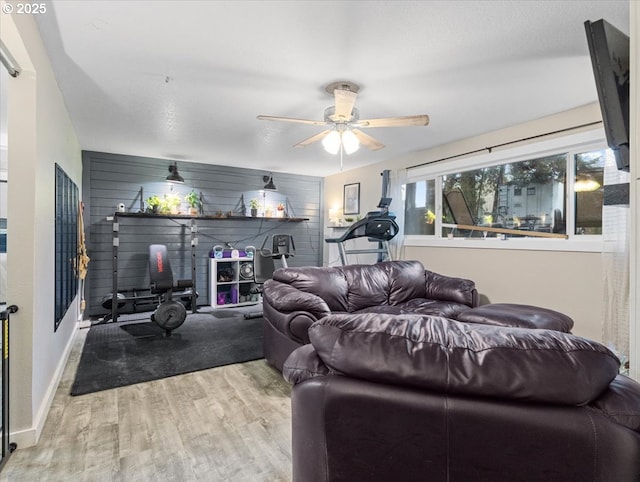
xmin=71 ymin=309 xmax=264 ymax=396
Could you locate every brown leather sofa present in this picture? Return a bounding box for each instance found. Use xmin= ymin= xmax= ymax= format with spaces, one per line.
xmin=283 ymin=313 xmax=640 ymax=481
xmin=262 ymin=260 xmax=478 ymax=370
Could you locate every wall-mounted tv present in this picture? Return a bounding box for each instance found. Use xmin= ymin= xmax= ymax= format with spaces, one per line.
xmin=584 ymin=19 xmax=630 ymax=172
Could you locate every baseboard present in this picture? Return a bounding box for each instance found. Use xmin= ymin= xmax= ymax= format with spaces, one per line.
xmin=10 ymin=322 xmax=80 ymax=449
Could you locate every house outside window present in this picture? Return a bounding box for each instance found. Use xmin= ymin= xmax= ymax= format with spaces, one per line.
xmin=402 ymin=130 xmax=609 ymax=251
xmin=439 ymin=153 xmax=567 ymax=237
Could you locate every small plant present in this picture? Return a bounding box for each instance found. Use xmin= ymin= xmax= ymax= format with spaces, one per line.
xmin=160 ymin=193 xmax=181 ymax=214
xmin=425 ymin=209 xmax=436 ymax=224
xmin=277 ymin=202 xmax=285 ymax=211
xmin=146 ymin=195 xmax=161 ymax=213
xmin=249 ymin=198 xmax=259 ymax=217
xmin=184 ymin=190 xmax=199 ymax=208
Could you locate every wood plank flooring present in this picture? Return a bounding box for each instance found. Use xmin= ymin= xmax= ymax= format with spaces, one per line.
xmin=1 ymin=327 xmax=293 ymax=481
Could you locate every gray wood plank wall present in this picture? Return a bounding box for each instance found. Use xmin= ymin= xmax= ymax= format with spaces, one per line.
xmin=82 ymin=151 xmax=324 ymax=317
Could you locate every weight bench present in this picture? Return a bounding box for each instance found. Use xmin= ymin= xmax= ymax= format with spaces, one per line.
xmin=148 ymin=244 xmax=193 ymax=335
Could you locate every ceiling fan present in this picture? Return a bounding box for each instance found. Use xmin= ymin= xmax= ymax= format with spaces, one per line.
xmin=257 ymin=81 xmax=430 ymax=159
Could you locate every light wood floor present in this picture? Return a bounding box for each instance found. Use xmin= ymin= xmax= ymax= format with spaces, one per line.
xmin=1 ymin=327 xmax=293 ymax=481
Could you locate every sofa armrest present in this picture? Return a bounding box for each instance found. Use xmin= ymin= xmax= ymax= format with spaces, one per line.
xmin=425 ymin=270 xmax=478 ymax=307
xmin=263 ymin=279 xmax=332 ymax=319
xmin=590 ymin=374 xmax=640 ymax=433
xmin=283 ymin=344 xmax=331 ymax=385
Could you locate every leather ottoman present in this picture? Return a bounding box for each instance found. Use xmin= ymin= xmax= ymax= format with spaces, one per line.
xmin=456 ymin=303 xmax=574 ymax=333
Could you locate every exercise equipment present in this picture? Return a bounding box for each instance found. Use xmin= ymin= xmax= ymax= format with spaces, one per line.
xmin=99 ymin=285 xmax=196 ymax=321
xmin=325 ymin=211 xmax=399 ymax=265
xmin=243 ymin=234 xmax=295 ymax=319
xmin=149 ymin=244 xmax=193 ymax=335
xmin=265 ymin=233 xmax=295 ymax=268
xmin=325 ymin=170 xmax=399 ymax=265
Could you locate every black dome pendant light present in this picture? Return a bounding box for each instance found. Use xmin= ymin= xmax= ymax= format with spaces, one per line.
xmin=263 ymin=174 xmax=277 ymax=191
xmin=166 ymin=162 xmax=184 ymax=183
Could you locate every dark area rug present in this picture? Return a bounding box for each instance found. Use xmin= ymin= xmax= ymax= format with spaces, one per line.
xmin=71 ymin=309 xmax=264 ymax=396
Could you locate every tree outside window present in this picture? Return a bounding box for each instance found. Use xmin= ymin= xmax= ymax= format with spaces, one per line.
xmin=403 ymin=147 xmax=606 ymax=240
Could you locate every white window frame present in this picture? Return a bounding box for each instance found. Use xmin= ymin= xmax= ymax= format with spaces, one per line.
xmin=403 ymin=128 xmax=607 ymax=253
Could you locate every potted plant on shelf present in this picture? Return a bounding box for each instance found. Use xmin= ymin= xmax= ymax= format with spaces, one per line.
xmin=249 ymin=198 xmax=259 ymax=217
xmin=146 ymin=195 xmax=161 ymax=214
xmin=161 ymin=193 xmax=182 ymax=214
xmin=184 ymin=190 xmax=200 ymax=215
xmin=276 ymin=202 xmax=286 ymax=218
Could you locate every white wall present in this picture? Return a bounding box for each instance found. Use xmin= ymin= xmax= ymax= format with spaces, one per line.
xmin=324 ymin=103 xmax=610 ymax=342
xmin=1 ymin=12 xmax=81 ymax=447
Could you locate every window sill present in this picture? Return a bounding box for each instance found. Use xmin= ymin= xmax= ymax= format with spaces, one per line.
xmin=403 ymin=235 xmax=603 ymax=253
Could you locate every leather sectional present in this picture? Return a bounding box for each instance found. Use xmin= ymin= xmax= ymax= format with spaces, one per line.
xmin=283 ymin=313 xmax=640 ymax=481
xmin=262 ymin=260 xmax=573 ymax=371
xmin=261 ymin=260 xmax=640 ymax=479
xmin=262 ymin=260 xmax=479 ymax=370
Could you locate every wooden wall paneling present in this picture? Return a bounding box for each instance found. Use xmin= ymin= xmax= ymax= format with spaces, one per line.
xmin=82 ymin=151 xmax=324 ymax=317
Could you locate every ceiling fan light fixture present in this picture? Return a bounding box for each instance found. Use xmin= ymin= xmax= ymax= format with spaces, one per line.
xmin=322 ymin=130 xmax=341 ymax=155
xmin=341 ymin=129 xmax=360 ymax=154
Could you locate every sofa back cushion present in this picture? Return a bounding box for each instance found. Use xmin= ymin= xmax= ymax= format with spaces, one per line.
xmin=273 ymin=261 xmax=429 ymax=313
xmin=425 ymin=271 xmax=476 ymax=306
xmin=382 ymin=260 xmax=428 ymax=305
xmin=272 ymin=266 xmax=349 ymax=312
xmin=339 ymin=263 xmax=392 ymax=312
xmin=308 ymin=313 xmax=620 ymax=406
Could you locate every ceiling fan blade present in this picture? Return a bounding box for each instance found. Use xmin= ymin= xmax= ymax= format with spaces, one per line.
xmin=356 ymin=114 xmax=430 ymax=128
xmin=257 ymin=115 xmax=328 ymax=127
xmin=293 ymin=129 xmax=332 ymax=148
xmin=333 ymin=89 xmax=358 ymax=121
xmin=352 ymin=129 xmax=385 ymax=151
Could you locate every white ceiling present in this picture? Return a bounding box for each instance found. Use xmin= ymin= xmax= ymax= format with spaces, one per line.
xmin=33 ymin=0 xmax=629 ymax=177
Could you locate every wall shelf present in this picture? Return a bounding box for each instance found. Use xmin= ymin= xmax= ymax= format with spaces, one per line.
xmin=113 ymin=212 xmax=309 ymax=222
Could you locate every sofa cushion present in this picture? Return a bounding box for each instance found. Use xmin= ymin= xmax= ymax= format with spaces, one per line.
xmin=425 ymin=271 xmax=477 ymax=307
xmin=456 ymin=303 xmax=574 ymax=333
xmin=396 ymin=299 xmax=473 ymax=319
xmin=382 ymin=260 xmax=428 ymax=305
xmin=272 ymin=266 xmax=349 ymax=312
xmin=339 ymin=263 xmax=391 ymax=312
xmin=307 ymin=313 xmax=620 ymax=406
xmin=354 ymin=299 xmax=471 ymax=319
xmin=589 ymin=374 xmax=640 ymax=433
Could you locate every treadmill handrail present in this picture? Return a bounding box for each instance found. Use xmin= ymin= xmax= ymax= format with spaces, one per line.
xmin=326 ymin=213 xmax=399 ymax=243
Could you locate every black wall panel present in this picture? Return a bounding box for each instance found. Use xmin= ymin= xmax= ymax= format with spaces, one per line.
xmin=82 ymin=151 xmax=324 ymax=317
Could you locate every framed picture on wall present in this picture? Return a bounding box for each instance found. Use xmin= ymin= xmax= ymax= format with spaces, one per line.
xmin=343 ymin=182 xmax=360 ymax=215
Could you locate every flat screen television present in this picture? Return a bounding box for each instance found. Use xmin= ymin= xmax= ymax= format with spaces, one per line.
xmin=584 ymin=19 xmax=630 ymax=171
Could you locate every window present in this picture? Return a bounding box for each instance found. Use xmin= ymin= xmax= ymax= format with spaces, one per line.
xmin=575 ymin=150 xmax=605 ymax=235
xmin=403 ymin=131 xmax=608 ymax=250
xmin=403 ymin=180 xmax=436 ymax=235
xmin=439 ymin=153 xmax=567 ymax=238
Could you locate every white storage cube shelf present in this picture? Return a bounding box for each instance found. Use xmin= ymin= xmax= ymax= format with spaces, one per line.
xmin=209 ymin=257 xmax=260 ymax=308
